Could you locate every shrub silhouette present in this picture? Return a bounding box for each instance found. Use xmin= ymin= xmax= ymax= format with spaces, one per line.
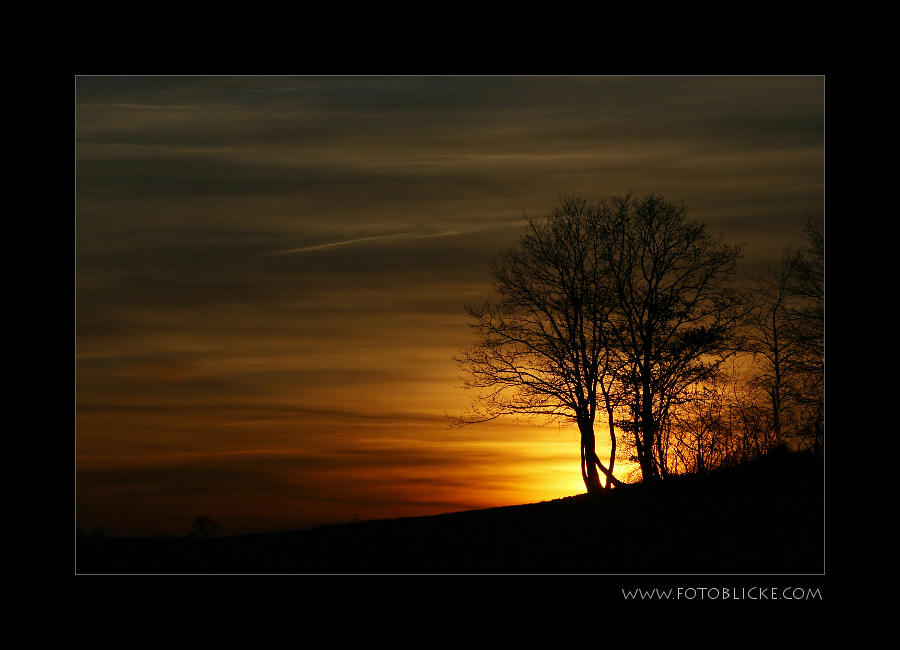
xmin=190 ymin=515 xmax=219 ymax=538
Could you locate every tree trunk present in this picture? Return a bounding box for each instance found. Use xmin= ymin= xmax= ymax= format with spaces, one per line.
xmin=580 ymin=425 xmax=604 ymax=494
xmin=772 ymin=318 xmax=783 ymax=446
xmin=605 ymin=406 xmax=617 ymax=489
xmin=580 ymin=420 xmax=622 ymax=492
xmin=639 ymin=414 xmax=661 ymax=482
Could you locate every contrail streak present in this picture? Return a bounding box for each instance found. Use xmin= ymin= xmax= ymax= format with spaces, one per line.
xmin=265 ymin=221 xmax=524 ymax=257
xmin=267 ymin=232 xmax=424 ymax=255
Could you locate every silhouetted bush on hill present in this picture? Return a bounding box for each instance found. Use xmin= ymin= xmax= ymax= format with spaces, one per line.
xmin=76 ymin=450 xmax=823 ymax=574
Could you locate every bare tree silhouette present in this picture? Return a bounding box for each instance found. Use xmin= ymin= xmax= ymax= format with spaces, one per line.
xmin=792 ymin=213 xmax=824 ymax=453
xmin=453 ymin=196 xmax=624 ymax=492
xmin=454 ymin=193 xmax=747 ymax=488
xmin=744 ymin=213 xmax=823 ymax=453
xmin=596 ymin=193 xmax=747 ymax=481
xmin=745 ymin=244 xmax=807 ymax=446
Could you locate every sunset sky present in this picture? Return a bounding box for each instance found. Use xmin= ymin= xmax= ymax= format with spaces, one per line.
xmin=75 ymin=75 xmax=825 ymax=537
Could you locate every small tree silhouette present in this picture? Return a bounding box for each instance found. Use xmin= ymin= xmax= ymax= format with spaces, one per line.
xmin=190 ymin=515 xmax=219 ymax=539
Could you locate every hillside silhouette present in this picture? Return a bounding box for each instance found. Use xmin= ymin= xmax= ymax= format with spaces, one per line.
xmin=76 ymin=448 xmax=823 ymax=574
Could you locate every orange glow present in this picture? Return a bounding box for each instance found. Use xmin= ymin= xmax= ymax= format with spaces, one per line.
xmin=75 ymin=381 xmax=624 ymax=537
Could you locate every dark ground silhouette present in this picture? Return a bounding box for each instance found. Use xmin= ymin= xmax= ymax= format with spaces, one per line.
xmin=76 ymin=449 xmax=823 ymax=574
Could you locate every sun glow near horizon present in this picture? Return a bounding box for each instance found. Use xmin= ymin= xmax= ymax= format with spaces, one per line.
xmin=76 ymin=393 xmax=620 ymax=536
